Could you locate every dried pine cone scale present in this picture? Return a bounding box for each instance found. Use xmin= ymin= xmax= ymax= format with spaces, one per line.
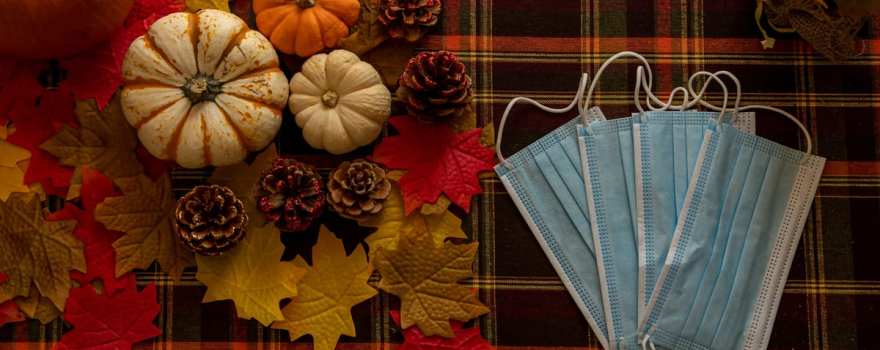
xmin=379 ymin=0 xmax=442 ymax=41
xmin=397 ymin=51 xmax=473 ymax=122
xmin=176 ymin=185 xmax=248 ymax=256
xmin=328 ymin=159 xmax=391 ymax=218
xmin=257 ymin=158 xmax=326 ymax=232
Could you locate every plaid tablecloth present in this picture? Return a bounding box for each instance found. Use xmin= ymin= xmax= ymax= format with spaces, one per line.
xmin=2 ymin=0 xmax=879 ymax=349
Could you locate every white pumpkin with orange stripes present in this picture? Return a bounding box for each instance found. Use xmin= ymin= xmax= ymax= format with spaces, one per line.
xmin=121 ymin=9 xmax=288 ymax=169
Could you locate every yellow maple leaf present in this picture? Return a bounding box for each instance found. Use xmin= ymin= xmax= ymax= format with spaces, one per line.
xmin=95 ymin=174 xmax=195 ymax=280
xmin=209 ymin=147 xmax=278 ymax=226
xmin=360 ymin=172 xmax=466 ymax=258
xmin=0 ymin=123 xmax=32 ymax=200
xmin=186 ymin=0 xmax=230 ymax=12
xmin=273 ymin=226 xmax=377 ymax=350
xmin=15 ymin=284 xmax=61 ymax=324
xmin=373 ymin=220 xmax=488 ymax=338
xmin=40 ymin=96 xmax=143 ymax=180
xmin=0 ymin=192 xmax=85 ymax=310
xmin=196 ymin=223 xmax=306 ymax=326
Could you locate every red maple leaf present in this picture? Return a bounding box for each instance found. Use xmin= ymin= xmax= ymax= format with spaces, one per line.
xmin=0 ymin=273 xmax=24 ymax=327
xmin=55 ymin=282 xmax=160 ymax=350
xmin=59 ymin=0 xmax=184 ymax=108
xmin=391 ymin=310 xmax=494 ymax=350
xmin=5 ymin=83 xmax=77 ymax=196
xmin=48 ymin=168 xmax=135 ymax=295
xmin=373 ymin=117 xmax=495 ymax=214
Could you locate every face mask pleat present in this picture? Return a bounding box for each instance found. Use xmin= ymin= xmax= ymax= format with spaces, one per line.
xmin=644 ymin=122 xmax=824 ymax=349
xmin=580 ymin=118 xmax=641 ymax=348
xmin=496 ymin=110 xmax=610 ymax=348
xmin=678 ymin=143 xmax=761 ymax=342
xmin=534 ymin=150 xmax=594 ymax=250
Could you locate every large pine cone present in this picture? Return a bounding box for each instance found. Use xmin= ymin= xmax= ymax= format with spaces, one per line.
xmin=256 ymin=158 xmax=325 ymax=232
xmin=327 ymin=159 xmax=392 ymax=219
xmin=175 ymin=185 xmax=248 ymax=256
xmin=378 ymin=0 xmax=442 ymax=41
xmin=397 ymin=50 xmax=473 ymax=122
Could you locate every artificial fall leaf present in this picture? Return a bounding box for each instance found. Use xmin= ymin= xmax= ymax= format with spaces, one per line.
xmin=391 ymin=310 xmax=493 ymax=350
xmin=0 ymin=133 xmax=29 ymax=168
xmin=196 ymin=223 xmax=306 ymax=326
xmin=420 ymin=195 xmax=452 ymax=215
xmin=340 ymin=0 xmax=389 ymax=55
xmin=41 ymin=96 xmax=143 ymax=180
xmin=0 ymin=300 xmax=23 ymax=327
xmin=0 ymin=192 xmax=85 ymax=310
xmin=838 ymin=0 xmax=880 ymax=17
xmin=14 ymin=284 xmax=62 ymax=324
xmin=49 ymin=168 xmax=136 ymax=295
xmin=360 ymin=171 xmax=466 ymax=259
xmin=0 ymin=167 xmax=29 ymax=201
xmin=373 ymin=117 xmax=495 ymax=214
xmin=95 ymin=174 xmax=195 ymax=280
xmin=0 ymin=273 xmax=24 ymax=327
xmin=373 ymin=220 xmax=488 ymax=338
xmin=56 ymin=282 xmax=161 ymax=350
xmin=272 ymin=226 xmax=378 ymax=350
xmin=5 ymin=85 xmax=77 ymax=197
xmin=59 ymin=0 xmax=184 ymax=108
xmin=208 ymin=147 xmax=278 ymax=226
xmin=186 ymin=0 xmax=230 ymax=12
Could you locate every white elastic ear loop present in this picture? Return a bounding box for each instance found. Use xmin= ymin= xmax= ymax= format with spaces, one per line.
xmin=634 ymin=66 xmax=691 ymax=113
xmin=681 ymin=71 xmax=731 ymax=123
xmin=496 ymin=73 xmax=590 ymax=168
xmin=736 ymin=104 xmax=814 ymax=155
xmin=686 ymin=70 xmax=741 ymax=114
xmin=580 ymin=51 xmax=655 ymax=123
xmin=686 ymin=71 xmax=813 ymax=154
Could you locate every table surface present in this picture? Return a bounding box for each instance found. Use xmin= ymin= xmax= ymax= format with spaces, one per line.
xmin=2 ymin=0 xmax=879 ymax=349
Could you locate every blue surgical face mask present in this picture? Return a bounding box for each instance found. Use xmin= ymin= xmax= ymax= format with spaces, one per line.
xmin=631 ymin=110 xmax=755 ymax=325
xmin=639 ymin=111 xmax=825 ymax=350
xmin=577 ymin=117 xmax=641 ymax=349
xmin=495 ymin=74 xmax=610 ymax=348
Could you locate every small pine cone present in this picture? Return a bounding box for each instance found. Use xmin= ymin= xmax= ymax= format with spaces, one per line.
xmin=256 ymin=158 xmax=326 ymax=232
xmin=397 ymin=50 xmax=473 ymax=122
xmin=175 ymin=185 xmax=248 ymax=256
xmin=327 ymin=159 xmax=392 ymax=219
xmin=378 ymin=0 xmax=442 ymax=42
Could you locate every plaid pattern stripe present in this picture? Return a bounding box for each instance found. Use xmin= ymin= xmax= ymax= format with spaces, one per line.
xmin=1 ymin=0 xmax=878 ymax=349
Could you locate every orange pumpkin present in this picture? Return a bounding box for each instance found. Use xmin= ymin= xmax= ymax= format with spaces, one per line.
xmin=0 ymin=0 xmax=135 ymax=59
xmin=253 ymin=0 xmax=360 ymax=57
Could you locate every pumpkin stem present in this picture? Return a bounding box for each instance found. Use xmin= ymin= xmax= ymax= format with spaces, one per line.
xmin=182 ymin=74 xmax=222 ymax=103
xmin=321 ymin=90 xmax=339 ymax=108
xmin=297 ymin=0 xmax=316 ymax=8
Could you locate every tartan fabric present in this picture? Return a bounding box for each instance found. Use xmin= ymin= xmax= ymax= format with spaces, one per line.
xmin=2 ymin=0 xmax=879 ymax=349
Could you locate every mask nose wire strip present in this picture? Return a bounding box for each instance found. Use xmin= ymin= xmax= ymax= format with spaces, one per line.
xmin=685 ymin=71 xmax=813 ymax=155
xmin=495 ymin=73 xmax=590 ymax=169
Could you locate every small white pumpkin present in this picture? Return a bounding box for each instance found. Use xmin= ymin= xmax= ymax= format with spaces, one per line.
xmin=289 ymin=50 xmax=391 ymax=155
xmin=121 ymin=9 xmax=289 ymax=169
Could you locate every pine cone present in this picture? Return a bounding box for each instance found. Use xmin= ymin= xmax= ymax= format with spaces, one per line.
xmin=256 ymin=158 xmax=326 ymax=232
xmin=397 ymin=50 xmax=473 ymax=122
xmin=327 ymin=159 xmax=392 ymax=219
xmin=378 ymin=0 xmax=442 ymax=41
xmin=175 ymin=185 xmax=248 ymax=256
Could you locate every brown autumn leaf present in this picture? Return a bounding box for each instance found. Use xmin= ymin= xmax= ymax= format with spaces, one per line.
xmin=0 ymin=192 xmax=85 ymax=310
xmin=373 ymin=220 xmax=488 ymax=338
xmin=14 ymin=284 xmax=62 ymax=324
xmin=95 ymin=174 xmax=195 ymax=280
xmin=40 ymin=95 xmax=144 ymax=180
xmin=339 ymin=0 xmax=388 ymax=55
